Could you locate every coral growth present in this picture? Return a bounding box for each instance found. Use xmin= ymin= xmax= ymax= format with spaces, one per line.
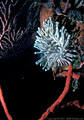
xmin=0 ymin=0 xmax=24 ymax=120
xmin=0 ymin=1 xmax=24 ymax=58
xmin=39 ymin=64 xmax=73 ymax=120
xmin=33 ymin=0 xmax=84 ymax=119
xmin=34 ymin=17 xmax=77 ymax=72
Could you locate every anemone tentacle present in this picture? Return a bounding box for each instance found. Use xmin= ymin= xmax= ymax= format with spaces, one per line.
xmin=34 ymin=17 xmax=77 ymax=72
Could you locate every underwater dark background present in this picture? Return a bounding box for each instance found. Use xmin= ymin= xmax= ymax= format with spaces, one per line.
xmin=0 ymin=0 xmax=84 ymax=120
